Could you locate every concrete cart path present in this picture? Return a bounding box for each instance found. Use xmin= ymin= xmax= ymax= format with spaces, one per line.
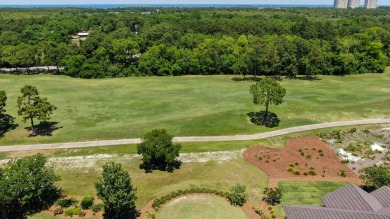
xmin=0 ymin=118 xmax=389 ymax=152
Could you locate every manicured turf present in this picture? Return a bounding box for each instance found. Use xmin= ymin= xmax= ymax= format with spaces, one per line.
xmin=55 ymin=158 xmax=267 ymax=208
xmin=276 ymin=181 xmax=348 ymax=216
xmin=156 ymin=194 xmax=247 ymax=219
xmin=0 ymin=68 xmax=389 ymax=145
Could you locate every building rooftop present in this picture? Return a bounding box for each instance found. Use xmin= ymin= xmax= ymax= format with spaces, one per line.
xmin=284 ymin=183 xmax=390 ymax=219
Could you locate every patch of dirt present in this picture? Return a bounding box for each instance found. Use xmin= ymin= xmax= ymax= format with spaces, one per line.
xmin=242 ymin=200 xmax=283 ymax=219
xmin=243 ymin=136 xmax=359 ymax=184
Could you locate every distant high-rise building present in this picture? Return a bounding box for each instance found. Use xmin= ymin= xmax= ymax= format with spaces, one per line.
xmin=364 ymin=0 xmax=377 ymax=8
xmin=334 ymin=0 xmax=348 ymax=8
xmin=347 ymin=0 xmax=360 ymax=8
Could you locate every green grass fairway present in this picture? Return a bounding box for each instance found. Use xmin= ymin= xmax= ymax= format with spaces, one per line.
xmin=157 ymin=194 xmax=247 ymax=219
xmin=276 ymin=181 xmax=348 ymax=216
xmin=55 ymin=158 xmax=267 ymax=208
xmin=0 ymin=68 xmax=389 ymax=145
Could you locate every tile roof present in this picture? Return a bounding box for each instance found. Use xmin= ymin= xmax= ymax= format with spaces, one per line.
xmin=284 ymin=184 xmax=390 ymax=219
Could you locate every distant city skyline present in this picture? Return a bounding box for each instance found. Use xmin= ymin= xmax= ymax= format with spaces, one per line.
xmin=1 ymin=0 xmax=389 ymax=6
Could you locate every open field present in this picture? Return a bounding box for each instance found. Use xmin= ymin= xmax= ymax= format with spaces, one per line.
xmin=157 ymin=194 xmax=247 ymax=219
xmin=0 ymin=68 xmax=389 ymax=146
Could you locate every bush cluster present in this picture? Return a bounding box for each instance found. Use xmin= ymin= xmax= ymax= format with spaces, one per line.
xmin=91 ymin=203 xmax=104 ymax=213
xmin=152 ymin=187 xmax=227 ymax=209
xmin=56 ymin=198 xmax=78 ymax=208
xmin=80 ymin=196 xmax=94 ymax=210
xmin=64 ymin=207 xmax=82 ymax=216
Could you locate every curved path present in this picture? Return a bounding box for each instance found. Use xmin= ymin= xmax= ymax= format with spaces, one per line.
xmin=0 ymin=118 xmax=389 ymax=152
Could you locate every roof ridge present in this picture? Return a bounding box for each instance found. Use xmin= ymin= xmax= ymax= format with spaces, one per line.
xmin=284 ymin=205 xmax=390 ymax=216
xmin=350 ymin=183 xmax=384 ymax=212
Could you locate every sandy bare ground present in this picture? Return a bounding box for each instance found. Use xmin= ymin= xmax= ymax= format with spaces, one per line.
xmin=1 ymin=118 xmax=389 ymax=152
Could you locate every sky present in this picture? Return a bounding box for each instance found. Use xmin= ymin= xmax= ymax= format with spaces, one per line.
xmin=0 ymin=0 xmax=389 ymax=5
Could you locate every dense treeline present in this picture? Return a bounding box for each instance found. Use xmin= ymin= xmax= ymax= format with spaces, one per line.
xmin=0 ymin=8 xmax=389 ymax=78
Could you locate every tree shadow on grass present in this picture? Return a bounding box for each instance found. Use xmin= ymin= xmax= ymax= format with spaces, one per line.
xmin=247 ymin=111 xmax=281 ymax=128
xmin=140 ymin=160 xmax=182 ymax=173
xmin=0 ymin=114 xmax=18 ymax=138
xmin=25 ymin=121 xmax=62 ymax=137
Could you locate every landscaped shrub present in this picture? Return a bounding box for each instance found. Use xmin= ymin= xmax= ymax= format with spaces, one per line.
xmin=254 ymin=207 xmax=269 ymax=219
xmin=287 ymin=167 xmax=293 ymax=172
xmin=81 ymin=196 xmax=94 ymax=209
xmin=338 ymin=169 xmax=347 ymax=177
xmin=53 ymin=208 xmax=63 ymax=216
xmin=263 ymin=188 xmax=282 ymax=205
xmin=294 ymin=162 xmax=299 ymax=166
xmin=91 ymin=203 xmax=104 ymax=213
xmin=294 ymin=171 xmax=301 ymax=175
xmin=308 ymin=170 xmax=316 ymax=176
xmin=56 ymin=197 xmax=78 ymax=208
xmin=227 ymin=184 xmax=248 ymax=206
xmin=152 ymin=187 xmax=228 ymax=209
xmin=64 ymin=207 xmax=82 ymax=216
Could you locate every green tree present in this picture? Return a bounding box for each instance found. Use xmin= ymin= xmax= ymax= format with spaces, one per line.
xmin=249 ymin=78 xmax=286 ymax=124
xmin=95 ymin=162 xmax=137 ymax=219
xmin=0 ymin=90 xmax=6 ymax=115
xmin=17 ymin=85 xmax=57 ymax=135
xmin=0 ymin=90 xmax=15 ymax=137
xmin=263 ymin=187 xmax=282 ymax=205
xmin=360 ymin=164 xmax=390 ymax=190
xmin=0 ymin=154 xmax=61 ymax=219
xmin=227 ymin=184 xmax=248 ymax=206
xmin=137 ymin=129 xmax=181 ymax=171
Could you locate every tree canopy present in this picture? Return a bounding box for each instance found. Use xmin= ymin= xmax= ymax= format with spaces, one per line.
xmin=250 ymin=78 xmax=286 ymax=125
xmin=137 ymin=129 xmax=181 ymax=171
xmin=0 ymin=8 xmax=389 ymax=78
xmin=360 ymin=164 xmax=390 ymax=191
xmin=0 ymin=154 xmax=61 ymax=219
xmin=95 ymin=162 xmax=137 ymax=219
xmin=17 ymin=85 xmax=57 ymax=135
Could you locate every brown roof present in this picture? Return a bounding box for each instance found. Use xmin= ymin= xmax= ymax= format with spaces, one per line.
xmin=284 ymin=184 xmax=390 ymax=219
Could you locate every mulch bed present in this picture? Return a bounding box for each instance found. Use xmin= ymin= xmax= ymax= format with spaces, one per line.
xmin=243 ymin=136 xmax=358 ymax=179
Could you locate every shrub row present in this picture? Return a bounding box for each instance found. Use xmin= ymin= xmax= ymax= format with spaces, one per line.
xmin=152 ymin=188 xmax=227 ymax=209
xmin=56 ymin=197 xmax=78 ymax=208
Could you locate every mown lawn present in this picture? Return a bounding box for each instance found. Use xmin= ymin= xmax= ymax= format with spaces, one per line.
xmin=275 ymin=181 xmax=348 ymax=216
xmin=157 ymin=194 xmax=247 ymax=219
xmin=55 ymin=158 xmax=267 ymax=208
xmin=0 ymin=68 xmax=389 ymax=145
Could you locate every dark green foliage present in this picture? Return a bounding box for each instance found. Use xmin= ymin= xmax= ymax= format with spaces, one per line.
xmin=0 ymin=154 xmax=62 ymax=218
xmin=0 ymin=8 xmax=389 ymax=78
xmin=250 ymin=78 xmax=286 ymax=126
xmin=80 ymin=196 xmax=94 ymax=210
xmin=95 ymin=162 xmax=137 ymax=219
xmin=0 ymin=90 xmax=16 ymax=137
xmin=360 ymin=164 xmax=390 ymax=190
xmin=17 ymin=85 xmax=57 ymax=135
xmin=263 ymin=187 xmax=283 ymax=205
xmin=227 ymin=184 xmax=248 ymax=206
xmin=137 ymin=129 xmax=181 ymax=172
xmin=56 ymin=197 xmax=78 ymax=208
